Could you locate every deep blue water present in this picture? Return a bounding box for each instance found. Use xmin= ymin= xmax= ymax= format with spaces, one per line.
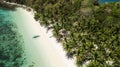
xmin=99 ymin=0 xmax=120 ymax=3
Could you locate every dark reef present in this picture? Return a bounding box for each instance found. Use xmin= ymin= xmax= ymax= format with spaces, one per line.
xmin=0 ymin=11 xmax=25 ymax=67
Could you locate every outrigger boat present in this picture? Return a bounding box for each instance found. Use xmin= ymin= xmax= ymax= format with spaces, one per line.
xmin=33 ymin=35 xmax=40 ymax=38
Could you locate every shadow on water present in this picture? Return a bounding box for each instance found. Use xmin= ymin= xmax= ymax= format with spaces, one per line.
xmin=0 ymin=2 xmax=17 ymax=11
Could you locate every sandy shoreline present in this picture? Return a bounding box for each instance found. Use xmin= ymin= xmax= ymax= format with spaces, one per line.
xmin=37 ymin=22 xmax=76 ymax=67
xmin=5 ymin=1 xmax=76 ymax=67
xmin=20 ymin=8 xmax=76 ymax=67
xmin=24 ymin=8 xmax=76 ymax=67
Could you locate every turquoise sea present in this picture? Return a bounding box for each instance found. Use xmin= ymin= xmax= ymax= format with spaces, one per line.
xmin=0 ymin=8 xmax=24 ymax=66
xmin=0 ymin=7 xmax=50 ymax=67
xmin=99 ymin=0 xmax=120 ymax=3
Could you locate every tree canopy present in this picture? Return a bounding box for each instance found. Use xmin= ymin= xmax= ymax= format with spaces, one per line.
xmin=4 ymin=0 xmax=120 ymax=67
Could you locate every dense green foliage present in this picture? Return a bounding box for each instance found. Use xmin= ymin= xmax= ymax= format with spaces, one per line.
xmin=5 ymin=0 xmax=120 ymax=67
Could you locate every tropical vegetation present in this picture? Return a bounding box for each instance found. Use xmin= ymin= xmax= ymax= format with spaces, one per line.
xmin=3 ymin=0 xmax=120 ymax=67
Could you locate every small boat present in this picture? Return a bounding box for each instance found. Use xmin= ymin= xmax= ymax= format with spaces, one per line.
xmin=33 ymin=35 xmax=40 ymax=38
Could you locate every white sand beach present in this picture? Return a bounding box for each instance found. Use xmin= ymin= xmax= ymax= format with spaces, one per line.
xmin=10 ymin=7 xmax=76 ymax=67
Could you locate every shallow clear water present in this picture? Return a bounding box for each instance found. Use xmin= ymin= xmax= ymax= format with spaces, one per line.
xmin=0 ymin=8 xmax=49 ymax=67
xmin=99 ymin=0 xmax=120 ymax=3
xmin=0 ymin=8 xmax=24 ymax=67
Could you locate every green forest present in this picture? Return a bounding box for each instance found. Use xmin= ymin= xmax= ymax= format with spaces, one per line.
xmin=4 ymin=0 xmax=120 ymax=67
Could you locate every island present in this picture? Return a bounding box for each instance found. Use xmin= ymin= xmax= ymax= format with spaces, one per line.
xmin=0 ymin=0 xmax=120 ymax=67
